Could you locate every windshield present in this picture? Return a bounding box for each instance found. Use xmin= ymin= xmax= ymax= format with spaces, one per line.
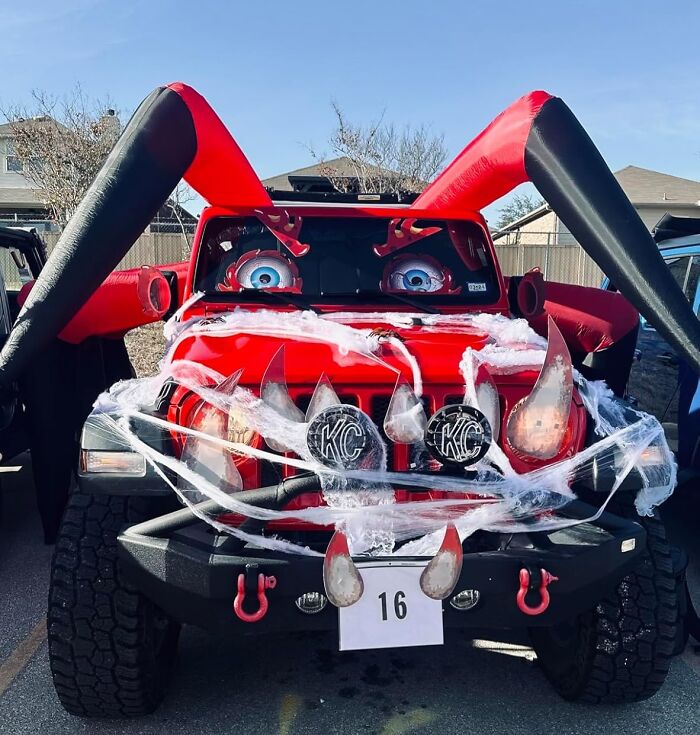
xmin=194 ymin=215 xmax=500 ymax=307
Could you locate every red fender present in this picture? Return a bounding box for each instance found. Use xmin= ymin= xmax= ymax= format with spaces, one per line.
xmin=530 ymin=281 xmax=639 ymax=354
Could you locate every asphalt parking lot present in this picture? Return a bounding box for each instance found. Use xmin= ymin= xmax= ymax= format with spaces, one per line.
xmin=1 ymin=457 xmax=699 ymax=735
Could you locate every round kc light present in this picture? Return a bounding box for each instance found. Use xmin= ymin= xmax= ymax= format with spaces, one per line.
xmin=306 ymin=405 xmax=372 ymax=470
xmin=425 ymin=404 xmax=492 ymax=467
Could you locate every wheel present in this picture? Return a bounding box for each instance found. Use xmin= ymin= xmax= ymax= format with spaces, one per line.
xmin=48 ymin=492 xmax=180 ymax=717
xmin=530 ymin=505 xmax=679 ymax=704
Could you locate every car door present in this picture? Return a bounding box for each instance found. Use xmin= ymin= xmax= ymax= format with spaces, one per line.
xmin=677 ymin=254 xmax=700 ymax=467
xmin=626 ymin=247 xmax=700 ymax=433
xmin=0 ymin=228 xmax=46 ymax=464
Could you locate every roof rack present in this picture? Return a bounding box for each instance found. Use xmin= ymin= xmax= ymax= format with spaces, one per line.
xmin=653 ymin=213 xmax=700 ymax=243
xmin=265 ymin=188 xmax=419 ymax=205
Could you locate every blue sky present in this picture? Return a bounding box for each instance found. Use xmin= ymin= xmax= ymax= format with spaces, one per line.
xmin=3 ymin=0 xmax=700 ymax=223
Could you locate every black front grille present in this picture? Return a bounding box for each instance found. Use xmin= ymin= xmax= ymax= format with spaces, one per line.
xmin=370 ymin=395 xmax=395 ymax=469
xmin=295 ymin=393 xmax=359 ymax=416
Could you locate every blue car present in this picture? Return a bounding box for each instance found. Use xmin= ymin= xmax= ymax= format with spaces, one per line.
xmin=603 ymin=213 xmax=700 ymax=480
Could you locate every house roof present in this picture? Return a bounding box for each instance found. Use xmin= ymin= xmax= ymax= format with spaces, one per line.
xmin=262 ymin=156 xmax=418 ymax=192
xmin=0 ymin=116 xmax=77 ymax=139
xmin=493 ymin=202 xmax=551 ymax=232
xmin=494 ymin=166 xmax=700 ymax=233
xmin=614 ymin=165 xmax=700 ymax=205
xmin=262 ymin=157 xmax=359 ymax=191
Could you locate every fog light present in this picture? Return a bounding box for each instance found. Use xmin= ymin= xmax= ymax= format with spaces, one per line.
xmin=295 ymin=592 xmax=328 ymax=615
xmin=450 ymin=589 xmax=481 ymax=611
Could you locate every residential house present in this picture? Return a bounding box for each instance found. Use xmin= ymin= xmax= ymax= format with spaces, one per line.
xmin=262 ymin=156 xmax=423 ymax=194
xmin=0 ymin=115 xmax=196 ymax=234
xmin=0 ymin=121 xmax=48 ymax=225
xmin=492 ymin=166 xmax=700 ymax=285
xmin=262 ymin=157 xmax=357 ymax=192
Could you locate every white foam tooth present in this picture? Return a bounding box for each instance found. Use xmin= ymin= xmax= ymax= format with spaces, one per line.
xmin=383 ymin=376 xmax=427 ymax=444
xmin=260 ymin=345 xmax=304 ymax=452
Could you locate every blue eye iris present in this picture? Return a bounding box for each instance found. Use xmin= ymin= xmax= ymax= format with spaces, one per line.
xmin=250 ymin=266 xmax=281 ymax=289
xmin=235 ymin=252 xmax=296 ymax=290
xmin=402 ymin=268 xmax=431 ymax=291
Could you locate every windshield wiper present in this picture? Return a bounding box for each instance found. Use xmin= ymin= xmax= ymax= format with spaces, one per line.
xmin=204 ymin=288 xmax=320 ymax=314
xmin=330 ymin=290 xmax=439 ymax=314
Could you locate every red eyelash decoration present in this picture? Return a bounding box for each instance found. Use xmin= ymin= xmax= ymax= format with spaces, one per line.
xmin=255 ymin=209 xmax=310 ymax=257
xmin=373 ymin=218 xmax=442 ymax=257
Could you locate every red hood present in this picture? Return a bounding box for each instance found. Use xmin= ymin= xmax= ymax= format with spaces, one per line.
xmin=169 ymin=314 xmax=494 ymax=388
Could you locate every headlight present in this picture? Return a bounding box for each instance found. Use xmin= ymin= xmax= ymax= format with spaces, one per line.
xmin=182 ymin=402 xmax=246 ymax=494
xmin=227 ymin=404 xmax=259 ymax=457
xmin=424 ymin=404 xmax=492 ymax=467
xmin=506 ymin=317 xmax=573 ymax=460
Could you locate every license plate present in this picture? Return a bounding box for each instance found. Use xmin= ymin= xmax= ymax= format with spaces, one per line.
xmin=338 ymin=562 xmax=444 ymax=651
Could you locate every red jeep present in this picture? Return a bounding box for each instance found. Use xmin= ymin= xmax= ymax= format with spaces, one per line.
xmin=47 ymin=188 xmax=684 ymax=715
xmin=1 ymin=84 xmax=696 ymax=717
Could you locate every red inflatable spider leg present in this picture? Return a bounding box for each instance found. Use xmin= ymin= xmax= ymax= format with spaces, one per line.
xmin=167 ymin=83 xmax=271 ymax=209
xmin=413 ymin=91 xmax=554 ymax=213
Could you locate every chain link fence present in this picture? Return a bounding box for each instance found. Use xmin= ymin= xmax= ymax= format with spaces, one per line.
xmin=0 ymin=217 xmax=191 ymax=289
xmin=493 ymin=232 xmax=604 ymax=287
xmin=41 ymin=230 xmax=190 ymax=271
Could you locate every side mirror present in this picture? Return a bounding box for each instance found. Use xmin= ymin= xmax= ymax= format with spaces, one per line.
xmin=509 ymin=268 xmax=546 ymax=318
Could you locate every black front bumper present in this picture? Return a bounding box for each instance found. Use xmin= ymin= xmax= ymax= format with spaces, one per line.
xmin=118 ymin=498 xmax=646 ymax=633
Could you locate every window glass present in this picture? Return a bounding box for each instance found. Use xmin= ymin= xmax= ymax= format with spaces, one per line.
xmin=665 ymin=256 xmax=691 ymax=291
xmin=195 ymin=216 xmax=500 ymax=307
xmin=0 ymin=249 xmax=26 ymax=290
xmin=685 ymin=255 xmax=700 ymax=314
xmin=6 ymin=155 xmax=23 ymax=173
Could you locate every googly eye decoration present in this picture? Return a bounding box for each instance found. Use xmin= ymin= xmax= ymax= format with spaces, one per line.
xmin=218 ymin=250 xmax=302 ymax=293
xmin=382 ymin=253 xmax=459 ymax=295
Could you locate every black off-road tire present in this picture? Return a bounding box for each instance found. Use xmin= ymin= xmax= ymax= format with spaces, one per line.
xmin=530 ymin=505 xmax=679 ymax=704
xmin=48 ymin=492 xmax=180 ymax=717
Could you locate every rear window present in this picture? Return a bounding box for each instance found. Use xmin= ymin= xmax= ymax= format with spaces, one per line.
xmin=194 ymin=215 xmax=500 ymax=306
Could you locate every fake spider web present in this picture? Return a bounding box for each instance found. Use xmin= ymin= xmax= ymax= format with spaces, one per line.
xmin=92 ymin=305 xmax=676 ymax=558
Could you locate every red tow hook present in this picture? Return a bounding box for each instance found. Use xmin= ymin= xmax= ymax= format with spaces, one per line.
xmin=234 ymin=573 xmax=277 ymax=623
xmin=516 ymin=566 xmax=558 ymax=616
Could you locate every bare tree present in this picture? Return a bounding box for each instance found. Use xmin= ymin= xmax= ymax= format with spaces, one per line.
xmin=1 ymin=85 xmax=122 ymax=225
xmin=169 ymin=181 xmax=197 ymax=259
xmin=310 ymin=102 xmax=447 ymax=194
xmin=494 ymin=193 xmax=545 ymax=231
